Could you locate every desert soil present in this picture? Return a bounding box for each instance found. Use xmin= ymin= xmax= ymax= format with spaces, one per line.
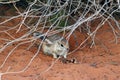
xmin=0 ymin=6 xmax=120 ymax=80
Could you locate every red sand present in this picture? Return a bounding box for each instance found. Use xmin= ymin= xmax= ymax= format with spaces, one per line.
xmin=0 ymin=7 xmax=120 ymax=80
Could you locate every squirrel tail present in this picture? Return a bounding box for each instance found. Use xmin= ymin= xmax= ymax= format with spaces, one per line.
xmin=33 ymin=32 xmax=47 ymax=40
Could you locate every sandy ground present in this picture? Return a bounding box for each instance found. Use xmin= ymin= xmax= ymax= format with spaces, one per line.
xmin=0 ymin=6 xmax=120 ymax=80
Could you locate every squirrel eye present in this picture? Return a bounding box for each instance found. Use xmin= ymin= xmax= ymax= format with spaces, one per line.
xmin=61 ymin=44 xmax=64 ymax=47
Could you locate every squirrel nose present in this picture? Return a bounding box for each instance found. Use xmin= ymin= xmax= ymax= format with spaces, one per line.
xmin=67 ymin=48 xmax=69 ymax=51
